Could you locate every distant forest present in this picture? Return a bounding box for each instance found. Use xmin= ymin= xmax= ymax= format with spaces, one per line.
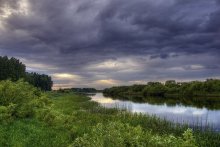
xmin=57 ymin=88 xmax=99 ymax=93
xmin=0 ymin=56 xmax=53 ymax=91
xmin=103 ymin=79 xmax=220 ymax=99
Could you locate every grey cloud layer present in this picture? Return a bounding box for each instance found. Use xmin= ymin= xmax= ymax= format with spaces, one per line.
xmin=0 ymin=0 xmax=220 ymax=88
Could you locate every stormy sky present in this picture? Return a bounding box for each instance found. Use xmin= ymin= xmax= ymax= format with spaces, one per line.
xmin=0 ymin=0 xmax=220 ymax=89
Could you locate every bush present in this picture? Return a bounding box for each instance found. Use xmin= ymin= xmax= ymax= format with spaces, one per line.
xmin=0 ymin=104 xmax=15 ymax=123
xmin=70 ymin=122 xmax=197 ymax=147
xmin=0 ymin=80 xmax=51 ymax=120
xmin=35 ymin=107 xmax=66 ymax=126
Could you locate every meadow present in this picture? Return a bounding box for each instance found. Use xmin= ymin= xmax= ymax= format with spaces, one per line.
xmin=0 ymin=80 xmax=220 ymax=147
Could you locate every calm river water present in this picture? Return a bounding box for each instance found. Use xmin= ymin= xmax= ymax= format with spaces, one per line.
xmin=90 ymin=93 xmax=220 ymax=131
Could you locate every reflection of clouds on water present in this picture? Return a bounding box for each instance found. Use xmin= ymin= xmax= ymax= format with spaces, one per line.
xmin=90 ymin=93 xmax=220 ymax=131
xmin=94 ymin=98 xmax=115 ymax=104
xmin=192 ymin=109 xmax=207 ymax=116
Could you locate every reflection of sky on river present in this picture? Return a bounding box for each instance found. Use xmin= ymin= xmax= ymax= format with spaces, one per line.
xmin=91 ymin=93 xmax=220 ymax=131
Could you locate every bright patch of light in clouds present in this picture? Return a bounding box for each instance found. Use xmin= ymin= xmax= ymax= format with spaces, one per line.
xmin=52 ymin=73 xmax=81 ymax=80
xmin=19 ymin=0 xmax=29 ymax=15
xmin=0 ymin=6 xmax=12 ymax=18
xmin=169 ymin=67 xmax=185 ymax=71
xmin=86 ymin=58 xmax=143 ymax=72
xmin=94 ymin=79 xmax=121 ymax=88
xmin=95 ymin=79 xmax=119 ymax=85
xmin=189 ymin=64 xmax=205 ymax=70
xmin=0 ymin=0 xmax=29 ymax=18
xmin=20 ymin=59 xmax=58 ymax=72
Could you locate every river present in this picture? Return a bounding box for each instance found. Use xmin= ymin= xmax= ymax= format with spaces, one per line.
xmin=90 ymin=93 xmax=220 ymax=131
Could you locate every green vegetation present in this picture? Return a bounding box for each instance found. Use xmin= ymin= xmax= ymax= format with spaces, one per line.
xmin=0 ymin=80 xmax=220 ymax=146
xmin=58 ymin=88 xmax=98 ymax=93
xmin=103 ymin=79 xmax=220 ymax=109
xmin=26 ymin=72 xmax=53 ymax=91
xmin=0 ymin=80 xmax=50 ymax=122
xmin=72 ymin=122 xmax=196 ymax=147
xmin=0 ymin=56 xmax=26 ymax=81
xmin=0 ymin=56 xmax=53 ymax=91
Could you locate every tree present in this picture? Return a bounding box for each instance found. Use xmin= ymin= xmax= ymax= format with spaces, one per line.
xmin=0 ymin=56 xmax=53 ymax=91
xmin=0 ymin=56 xmax=26 ymax=81
xmin=143 ymin=82 xmax=167 ymax=97
xmin=25 ymin=72 xmax=53 ymax=91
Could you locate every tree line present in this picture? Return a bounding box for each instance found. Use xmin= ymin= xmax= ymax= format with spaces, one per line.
xmin=26 ymin=72 xmax=53 ymax=91
xmin=0 ymin=56 xmax=26 ymax=81
xmin=57 ymin=88 xmax=98 ymax=93
xmin=0 ymin=56 xmax=53 ymax=91
xmin=71 ymin=88 xmax=97 ymax=93
xmin=103 ymin=79 xmax=220 ymax=99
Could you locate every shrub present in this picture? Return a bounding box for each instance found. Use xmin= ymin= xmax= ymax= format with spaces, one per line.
xmin=70 ymin=122 xmax=197 ymax=147
xmin=35 ymin=108 xmax=56 ymax=126
xmin=0 ymin=80 xmax=50 ymax=120
xmin=0 ymin=105 xmax=14 ymax=123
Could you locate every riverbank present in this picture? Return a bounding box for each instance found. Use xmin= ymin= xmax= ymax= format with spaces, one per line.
xmin=103 ymin=86 xmax=220 ymax=110
xmin=1 ymin=91 xmax=220 ymax=146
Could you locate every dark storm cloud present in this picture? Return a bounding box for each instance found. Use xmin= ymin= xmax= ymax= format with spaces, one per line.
xmin=97 ymin=0 xmax=220 ymax=55
xmin=0 ymin=0 xmax=220 ymax=88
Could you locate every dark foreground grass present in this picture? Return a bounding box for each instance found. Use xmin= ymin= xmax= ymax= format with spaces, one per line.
xmin=0 ymin=92 xmax=220 ymax=147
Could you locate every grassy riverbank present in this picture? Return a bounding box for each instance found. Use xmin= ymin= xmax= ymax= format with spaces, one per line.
xmin=0 ymin=83 xmax=220 ymax=146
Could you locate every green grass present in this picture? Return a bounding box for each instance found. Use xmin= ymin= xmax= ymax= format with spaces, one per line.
xmin=0 ymin=91 xmax=220 ymax=147
xmin=0 ymin=119 xmax=71 ymax=147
